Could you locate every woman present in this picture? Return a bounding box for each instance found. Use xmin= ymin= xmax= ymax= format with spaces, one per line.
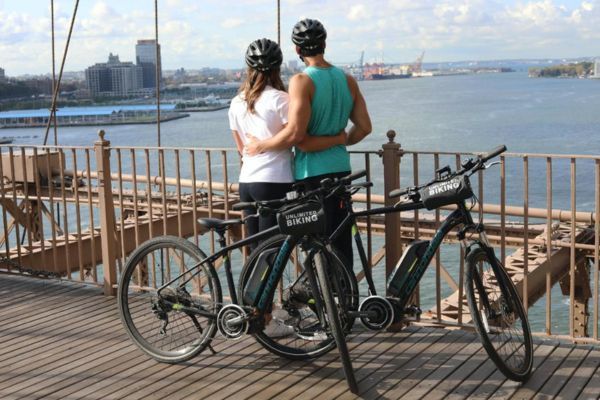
xmin=228 ymin=38 xmax=293 ymax=238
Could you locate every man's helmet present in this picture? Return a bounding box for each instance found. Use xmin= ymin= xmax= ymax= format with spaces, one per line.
xmin=245 ymin=38 xmax=283 ymax=72
xmin=291 ymin=18 xmax=327 ymax=50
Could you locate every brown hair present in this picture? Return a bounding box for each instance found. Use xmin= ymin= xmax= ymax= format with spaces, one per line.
xmin=239 ymin=67 xmax=286 ymax=113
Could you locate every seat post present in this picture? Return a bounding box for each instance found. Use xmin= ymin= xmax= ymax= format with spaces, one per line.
xmin=216 ymin=229 xmax=227 ymax=248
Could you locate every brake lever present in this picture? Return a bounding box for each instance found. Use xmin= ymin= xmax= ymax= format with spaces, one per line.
xmin=484 ymin=161 xmax=501 ymax=169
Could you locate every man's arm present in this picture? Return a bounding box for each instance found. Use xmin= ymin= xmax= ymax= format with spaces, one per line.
xmin=295 ymin=130 xmax=346 ymax=151
xmin=245 ymin=74 xmax=312 ymax=155
xmin=346 ymin=75 xmax=372 ymax=146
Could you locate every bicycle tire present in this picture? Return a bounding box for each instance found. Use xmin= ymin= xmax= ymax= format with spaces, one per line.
xmin=118 ymin=235 xmax=222 ymax=363
xmin=238 ymin=234 xmax=358 ymax=360
xmin=314 ymin=250 xmax=358 ymax=393
xmin=465 ymin=247 xmax=533 ymax=382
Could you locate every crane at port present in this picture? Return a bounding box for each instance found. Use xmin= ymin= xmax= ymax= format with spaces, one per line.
xmin=348 ymin=50 xmax=365 ymax=80
xmin=411 ymin=51 xmax=425 ymax=74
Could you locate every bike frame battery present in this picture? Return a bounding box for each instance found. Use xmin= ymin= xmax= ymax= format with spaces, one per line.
xmin=242 ymin=247 xmax=278 ymax=305
xmin=387 ymin=240 xmax=430 ymax=297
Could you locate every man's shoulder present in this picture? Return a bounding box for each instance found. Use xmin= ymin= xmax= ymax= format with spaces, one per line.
xmin=289 ymin=73 xmax=314 ymax=94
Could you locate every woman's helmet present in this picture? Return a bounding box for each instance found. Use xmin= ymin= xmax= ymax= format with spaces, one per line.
xmin=245 ymin=38 xmax=283 ymax=72
xmin=291 ymin=18 xmax=327 ymax=50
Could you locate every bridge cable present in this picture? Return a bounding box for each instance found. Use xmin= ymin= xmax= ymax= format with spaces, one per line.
xmin=154 ymin=0 xmax=161 ymax=147
xmin=43 ymin=0 xmax=80 ymax=145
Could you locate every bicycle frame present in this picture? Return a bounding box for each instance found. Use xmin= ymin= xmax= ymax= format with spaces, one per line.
xmin=154 ymin=220 xmax=332 ymax=327
xmin=330 ymin=195 xmax=493 ymax=312
xmin=155 ymin=225 xmax=280 ymax=315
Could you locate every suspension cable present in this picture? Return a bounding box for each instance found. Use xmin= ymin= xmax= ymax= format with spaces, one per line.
xmin=43 ymin=0 xmax=80 ymax=145
xmin=277 ymin=0 xmax=281 ymax=45
xmin=154 ymin=0 xmax=161 ymax=147
xmin=51 ymin=0 xmax=58 ymax=146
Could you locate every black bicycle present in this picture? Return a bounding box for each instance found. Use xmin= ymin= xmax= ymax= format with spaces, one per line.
xmin=248 ymin=145 xmax=534 ymax=383
xmin=346 ymin=145 xmax=534 ymax=382
xmin=117 ymin=171 xmax=365 ymax=391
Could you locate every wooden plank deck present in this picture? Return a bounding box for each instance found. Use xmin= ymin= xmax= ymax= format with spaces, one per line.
xmin=0 ymin=273 xmax=599 ymax=400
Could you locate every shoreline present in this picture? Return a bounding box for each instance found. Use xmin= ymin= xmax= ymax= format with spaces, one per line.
xmin=0 ymin=112 xmax=189 ymax=129
xmin=177 ymin=104 xmax=229 ymax=112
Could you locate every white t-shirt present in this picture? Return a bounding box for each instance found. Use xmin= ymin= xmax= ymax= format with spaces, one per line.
xmin=228 ymin=86 xmax=294 ymax=183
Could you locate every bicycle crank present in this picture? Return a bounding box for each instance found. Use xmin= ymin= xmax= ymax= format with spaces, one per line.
xmin=217 ymin=304 xmax=249 ymax=340
xmin=358 ymin=296 xmax=395 ymax=331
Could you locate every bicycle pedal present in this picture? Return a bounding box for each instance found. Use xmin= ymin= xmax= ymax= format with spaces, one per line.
xmin=403 ymin=305 xmax=422 ymax=319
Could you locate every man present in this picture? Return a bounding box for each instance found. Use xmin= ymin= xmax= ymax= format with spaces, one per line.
xmin=245 ymin=18 xmax=372 ymax=266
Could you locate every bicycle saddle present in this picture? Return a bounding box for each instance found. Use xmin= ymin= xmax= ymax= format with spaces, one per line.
xmin=197 ymin=218 xmax=242 ymax=233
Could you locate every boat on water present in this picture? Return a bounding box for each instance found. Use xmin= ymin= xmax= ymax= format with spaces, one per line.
xmin=0 ymin=137 xmax=13 ymax=144
xmin=370 ymin=73 xmax=412 ymax=80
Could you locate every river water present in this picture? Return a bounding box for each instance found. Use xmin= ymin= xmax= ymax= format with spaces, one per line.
xmin=2 ymin=71 xmax=599 ymax=334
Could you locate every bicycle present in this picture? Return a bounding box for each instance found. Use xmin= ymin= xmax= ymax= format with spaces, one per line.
xmin=345 ymin=145 xmax=534 ymax=382
xmin=117 ymin=171 xmax=366 ymax=392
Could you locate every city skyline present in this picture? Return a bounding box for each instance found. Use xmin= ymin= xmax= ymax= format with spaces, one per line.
xmin=1 ymin=0 xmax=599 ymax=75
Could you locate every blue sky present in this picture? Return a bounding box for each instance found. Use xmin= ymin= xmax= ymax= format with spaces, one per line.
xmin=1 ymin=0 xmax=599 ymax=75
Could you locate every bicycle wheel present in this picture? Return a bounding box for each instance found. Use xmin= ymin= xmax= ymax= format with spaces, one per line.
xmin=238 ymin=234 xmax=358 ymax=360
xmin=118 ymin=235 xmax=222 ymax=363
xmin=314 ymin=250 xmax=358 ymax=393
xmin=465 ymin=247 xmax=533 ymax=382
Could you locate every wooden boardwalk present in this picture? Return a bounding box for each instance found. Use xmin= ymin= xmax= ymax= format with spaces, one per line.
xmin=1 ymin=273 xmax=599 ymax=400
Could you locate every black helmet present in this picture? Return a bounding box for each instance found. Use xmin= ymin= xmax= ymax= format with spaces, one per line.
xmin=245 ymin=38 xmax=283 ymax=72
xmin=291 ymin=18 xmax=327 ymax=50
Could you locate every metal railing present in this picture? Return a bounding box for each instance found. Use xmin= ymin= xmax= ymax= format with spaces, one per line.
xmin=0 ymin=129 xmax=598 ymax=344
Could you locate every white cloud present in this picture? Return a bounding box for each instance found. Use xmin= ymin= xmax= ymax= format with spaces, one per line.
xmin=347 ymin=4 xmax=370 ymax=21
xmin=1 ymin=0 xmax=600 ymax=75
xmin=506 ymin=0 xmax=566 ymax=26
xmin=581 ymin=1 xmax=594 ymax=11
xmin=221 ymin=18 xmax=244 ymax=29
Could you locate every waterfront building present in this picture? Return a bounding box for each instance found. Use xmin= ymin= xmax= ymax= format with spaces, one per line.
xmin=0 ymin=67 xmax=6 ymax=82
xmin=595 ymin=59 xmax=600 ymax=78
xmin=0 ymin=104 xmax=177 ymax=127
xmin=85 ymin=54 xmax=143 ymax=97
xmin=136 ymin=39 xmax=162 ymax=89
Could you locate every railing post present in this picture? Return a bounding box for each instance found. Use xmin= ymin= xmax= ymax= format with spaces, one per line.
xmin=94 ymin=130 xmax=117 ymax=296
xmin=382 ymin=130 xmax=402 ymax=295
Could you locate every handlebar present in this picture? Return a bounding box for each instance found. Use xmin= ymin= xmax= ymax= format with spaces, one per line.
xmin=481 ymin=145 xmax=506 ymax=163
xmin=388 ymin=187 xmax=412 ymax=199
xmin=387 ymin=145 xmax=506 ymax=199
xmin=340 ymin=169 xmax=367 ymax=184
xmin=232 ymin=170 xmax=371 ymax=213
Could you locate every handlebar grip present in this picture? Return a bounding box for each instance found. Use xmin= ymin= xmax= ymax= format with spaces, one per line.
xmin=481 ymin=145 xmax=506 ymax=162
xmin=341 ymin=169 xmax=367 ymax=184
xmin=355 ymin=182 xmax=374 ymax=189
xmin=389 ymin=188 xmax=409 ymax=198
xmin=232 ymin=202 xmax=256 ymax=211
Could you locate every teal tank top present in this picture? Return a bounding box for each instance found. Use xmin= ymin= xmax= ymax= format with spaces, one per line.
xmin=294 ymin=65 xmax=354 ymax=180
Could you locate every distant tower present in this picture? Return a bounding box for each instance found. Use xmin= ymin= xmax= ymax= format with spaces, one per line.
xmin=0 ymin=67 xmax=5 ymax=82
xmin=595 ymin=59 xmax=600 ymax=78
xmin=136 ymin=39 xmax=162 ymax=89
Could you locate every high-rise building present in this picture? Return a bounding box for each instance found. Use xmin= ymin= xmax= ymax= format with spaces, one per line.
xmin=0 ymin=68 xmax=6 ymax=83
xmin=85 ymin=53 xmax=143 ymax=97
xmin=595 ymin=59 xmax=600 ymax=78
xmin=136 ymin=39 xmax=162 ymax=89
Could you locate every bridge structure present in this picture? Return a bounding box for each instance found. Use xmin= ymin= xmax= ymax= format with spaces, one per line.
xmin=0 ymin=130 xmax=599 ymax=345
